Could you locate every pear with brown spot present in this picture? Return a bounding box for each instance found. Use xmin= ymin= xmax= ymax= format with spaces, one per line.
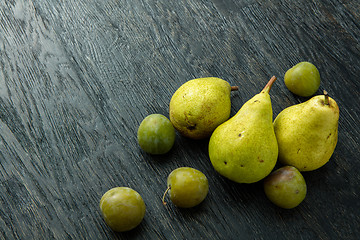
xmin=273 ymin=91 xmax=339 ymax=171
xmin=209 ymin=76 xmax=278 ymax=183
xmin=170 ymin=77 xmax=238 ymax=139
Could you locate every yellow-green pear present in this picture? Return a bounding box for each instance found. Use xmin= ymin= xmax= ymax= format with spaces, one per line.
xmin=273 ymin=91 xmax=339 ymax=171
xmin=209 ymin=76 xmax=278 ymax=183
xmin=169 ymin=77 xmax=238 ymax=139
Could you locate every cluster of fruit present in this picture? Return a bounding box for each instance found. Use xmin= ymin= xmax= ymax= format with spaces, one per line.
xmin=99 ymin=61 xmax=339 ymax=232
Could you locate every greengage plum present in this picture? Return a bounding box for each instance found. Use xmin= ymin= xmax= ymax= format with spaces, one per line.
xmin=263 ymin=166 xmax=307 ymax=209
xmin=100 ymin=187 xmax=146 ymax=232
xmin=284 ymin=62 xmax=320 ymax=97
xmin=162 ymin=167 xmax=209 ymax=208
xmin=137 ymin=114 xmax=175 ymax=154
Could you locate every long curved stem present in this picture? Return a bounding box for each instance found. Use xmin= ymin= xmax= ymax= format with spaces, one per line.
xmin=261 ymin=76 xmax=277 ymax=93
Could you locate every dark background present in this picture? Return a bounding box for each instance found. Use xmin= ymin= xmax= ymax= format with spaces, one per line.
xmin=0 ymin=0 xmax=359 ymax=239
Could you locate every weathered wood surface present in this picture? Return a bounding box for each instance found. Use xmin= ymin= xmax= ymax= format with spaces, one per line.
xmin=0 ymin=0 xmax=359 ymax=239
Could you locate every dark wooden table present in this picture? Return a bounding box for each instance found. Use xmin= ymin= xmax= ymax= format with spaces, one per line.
xmin=1 ymin=0 xmax=359 ymax=239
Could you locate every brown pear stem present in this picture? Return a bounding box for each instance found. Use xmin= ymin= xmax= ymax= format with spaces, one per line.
xmin=324 ymin=90 xmax=329 ymax=105
xmin=231 ymin=86 xmax=239 ymax=91
xmin=162 ymin=186 xmax=171 ymax=206
xmin=261 ymin=76 xmax=277 ymax=93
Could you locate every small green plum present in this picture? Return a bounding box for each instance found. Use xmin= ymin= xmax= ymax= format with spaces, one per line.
xmin=100 ymin=187 xmax=146 ymax=232
xmin=284 ymin=62 xmax=320 ymax=97
xmin=263 ymin=166 xmax=307 ymax=209
xmin=162 ymin=167 xmax=209 ymax=208
xmin=137 ymin=114 xmax=176 ymax=154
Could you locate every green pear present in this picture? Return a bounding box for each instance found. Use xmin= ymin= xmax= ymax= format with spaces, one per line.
xmin=209 ymin=76 xmax=278 ymax=183
xmin=273 ymin=91 xmax=339 ymax=171
xmin=169 ymin=77 xmax=238 ymax=139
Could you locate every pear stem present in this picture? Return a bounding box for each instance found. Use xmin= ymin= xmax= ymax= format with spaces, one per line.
xmin=231 ymin=86 xmax=239 ymax=91
xmin=324 ymin=90 xmax=329 ymax=105
xmin=261 ymin=76 xmax=277 ymax=93
xmin=162 ymin=186 xmax=171 ymax=206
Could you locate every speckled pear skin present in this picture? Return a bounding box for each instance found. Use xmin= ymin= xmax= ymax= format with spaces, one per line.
xmin=273 ymin=94 xmax=339 ymax=171
xmin=209 ymin=77 xmax=278 ymax=184
xmin=169 ymin=77 xmax=232 ymax=139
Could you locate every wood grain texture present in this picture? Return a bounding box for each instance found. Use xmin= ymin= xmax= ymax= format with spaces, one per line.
xmin=0 ymin=0 xmax=359 ymax=239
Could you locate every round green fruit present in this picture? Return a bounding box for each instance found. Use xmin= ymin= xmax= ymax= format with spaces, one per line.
xmin=162 ymin=167 xmax=209 ymax=208
xmin=263 ymin=166 xmax=307 ymax=209
xmin=169 ymin=77 xmax=237 ymax=139
xmin=137 ymin=114 xmax=176 ymax=154
xmin=100 ymin=187 xmax=146 ymax=232
xmin=284 ymin=62 xmax=320 ymax=97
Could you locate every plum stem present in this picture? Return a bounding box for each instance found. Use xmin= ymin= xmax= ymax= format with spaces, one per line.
xmin=162 ymin=186 xmax=171 ymax=206
xmin=231 ymin=86 xmax=239 ymax=91
xmin=261 ymin=76 xmax=277 ymax=93
xmin=324 ymin=90 xmax=329 ymax=105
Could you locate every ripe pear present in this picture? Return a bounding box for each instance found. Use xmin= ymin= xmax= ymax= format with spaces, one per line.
xmin=273 ymin=91 xmax=339 ymax=171
xmin=209 ymin=76 xmax=278 ymax=183
xmin=169 ymin=77 xmax=238 ymax=139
